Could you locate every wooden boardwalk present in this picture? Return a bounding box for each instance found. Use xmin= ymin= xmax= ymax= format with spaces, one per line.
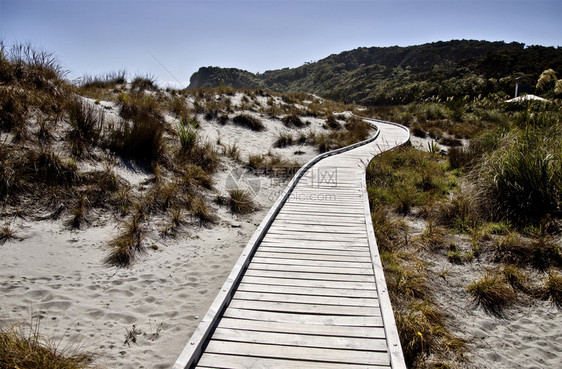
xmin=174 ymin=119 xmax=410 ymax=369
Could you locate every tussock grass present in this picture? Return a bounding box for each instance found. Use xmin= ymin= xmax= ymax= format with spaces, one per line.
xmin=467 ymin=272 xmax=515 ymax=317
xmin=191 ymin=196 xmax=217 ymax=226
xmin=232 ymin=113 xmax=265 ymax=131
xmin=67 ymin=191 xmax=90 ymax=229
xmin=80 ymin=70 xmax=126 ymax=89
xmin=131 ymin=74 xmax=156 ymax=91
xmin=366 ymin=147 xmax=456 ymax=214
xmin=246 ymin=153 xmax=300 ymax=177
xmin=105 ymin=206 xmax=146 ymax=267
xmin=281 ymin=114 xmax=306 ymax=128
xmin=177 ymin=118 xmax=198 ymax=154
xmin=472 ymin=121 xmax=561 ymax=226
xmin=25 ymin=149 xmax=78 ymax=187
xmin=67 ymin=99 xmax=103 ymax=157
xmin=0 ymin=319 xmax=96 ymax=369
xmin=0 ymin=222 xmax=17 ymax=244
xmin=223 ymin=143 xmax=240 ymax=161
xmin=273 ymin=131 xmax=294 ymax=148
xmin=543 ymin=271 xmax=562 ymax=308
xmin=436 ymin=194 xmax=479 ymax=233
xmin=227 ymin=189 xmax=255 ymax=214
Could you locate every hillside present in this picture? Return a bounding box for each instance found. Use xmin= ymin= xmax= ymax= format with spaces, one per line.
xmin=188 ymin=40 xmax=562 ymax=104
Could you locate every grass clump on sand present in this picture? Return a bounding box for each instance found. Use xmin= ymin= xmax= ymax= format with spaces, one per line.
xmin=105 ymin=205 xmax=146 ymax=267
xmin=108 ymin=92 xmax=165 ymax=164
xmin=467 ymin=272 xmax=515 ymax=317
xmin=543 ymin=271 xmax=562 ymax=308
xmin=232 ymin=113 xmax=265 ymax=131
xmin=67 ymin=99 xmax=103 ymax=157
xmin=471 ymin=115 xmax=561 ymax=227
xmin=227 ymin=189 xmax=255 ymax=214
xmin=366 ymin=146 xmax=456 ymax=215
xmin=0 ymin=319 xmax=96 ymax=369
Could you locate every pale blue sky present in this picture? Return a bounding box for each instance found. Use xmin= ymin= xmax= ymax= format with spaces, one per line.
xmin=1 ymin=0 xmax=560 ymax=88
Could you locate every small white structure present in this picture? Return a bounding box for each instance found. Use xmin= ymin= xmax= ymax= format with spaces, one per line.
xmin=506 ymin=94 xmax=549 ymax=103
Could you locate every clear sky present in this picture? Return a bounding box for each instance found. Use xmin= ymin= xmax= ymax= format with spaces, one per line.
xmin=1 ymin=0 xmax=560 ymax=88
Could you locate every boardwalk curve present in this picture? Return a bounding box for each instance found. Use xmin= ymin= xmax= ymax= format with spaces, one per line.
xmin=174 ymin=118 xmax=410 ymax=369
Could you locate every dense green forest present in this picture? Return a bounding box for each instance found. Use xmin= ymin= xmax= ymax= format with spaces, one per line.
xmin=188 ymin=40 xmax=562 ymax=105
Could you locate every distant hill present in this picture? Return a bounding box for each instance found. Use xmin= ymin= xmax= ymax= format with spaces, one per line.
xmin=188 ymin=40 xmax=562 ymax=105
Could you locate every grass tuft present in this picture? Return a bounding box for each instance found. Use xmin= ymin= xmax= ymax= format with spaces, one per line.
xmin=67 ymin=99 xmax=103 ymax=157
xmin=227 ymin=189 xmax=255 ymax=214
xmin=105 ymin=206 xmax=146 ymax=267
xmin=543 ymin=271 xmax=562 ymax=308
xmin=0 ymin=318 xmax=95 ymax=369
xmin=232 ymin=114 xmax=265 ymax=131
xmin=467 ymin=272 xmax=515 ymax=317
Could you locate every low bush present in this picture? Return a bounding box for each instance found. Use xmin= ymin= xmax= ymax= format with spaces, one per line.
xmin=281 ymin=114 xmax=306 ymax=128
xmin=232 ymin=113 xmax=265 ymax=131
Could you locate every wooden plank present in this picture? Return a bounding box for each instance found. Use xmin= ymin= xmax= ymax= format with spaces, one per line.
xmin=224 ymin=308 xmax=384 ymax=327
xmin=232 ymin=291 xmax=379 ymax=307
xmin=251 ymin=257 xmax=373 ymax=269
xmin=211 ymin=328 xmax=388 ymax=351
xmin=196 ymin=353 xmax=390 ymax=369
xmin=217 ymin=317 xmax=386 ymax=338
xmin=253 ymin=251 xmax=372 ymax=263
xmin=204 ymin=341 xmax=391 ymax=366
xmin=248 ymin=263 xmax=373 ymax=276
xmin=237 ymin=283 xmax=378 ymax=298
xmin=260 ymin=239 xmax=369 ymax=248
xmin=241 ymin=276 xmax=376 ymax=290
xmin=244 ymin=268 xmax=375 ymax=282
xmin=228 ymin=299 xmax=381 ymax=316
xmin=258 ymin=246 xmax=371 ymax=257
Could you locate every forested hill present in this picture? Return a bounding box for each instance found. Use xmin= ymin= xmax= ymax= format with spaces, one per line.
xmin=188 ymin=40 xmax=562 ymax=105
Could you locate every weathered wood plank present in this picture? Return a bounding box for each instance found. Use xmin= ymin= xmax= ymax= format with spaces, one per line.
xmin=250 ymin=257 xmax=373 ymax=269
xmin=241 ymin=276 xmax=376 ymax=290
xmin=196 ymin=353 xmax=390 ymax=369
xmin=257 ymin=246 xmax=371 ymax=257
xmin=248 ymin=263 xmax=374 ymax=276
xmin=244 ymin=268 xmax=375 ymax=282
xmin=212 ymin=328 xmax=388 ymax=351
xmin=224 ymin=308 xmax=384 ymax=326
xmin=253 ymin=251 xmax=372 ymax=263
xmin=203 ymin=341 xmax=391 ymax=366
xmin=232 ymin=291 xmax=379 ymax=307
xmin=216 ymin=317 xmax=386 ymax=338
xmin=228 ymin=299 xmax=381 ymax=316
xmin=237 ymin=283 xmax=378 ymax=298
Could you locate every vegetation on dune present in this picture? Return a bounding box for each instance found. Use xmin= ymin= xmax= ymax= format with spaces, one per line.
xmin=188 ymin=40 xmax=562 ymax=105
xmin=0 ymin=319 xmax=96 ymax=369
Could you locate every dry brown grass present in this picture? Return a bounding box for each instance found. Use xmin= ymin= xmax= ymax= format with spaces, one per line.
xmin=467 ymin=271 xmax=516 ymax=317
xmin=0 ymin=319 xmax=96 ymax=369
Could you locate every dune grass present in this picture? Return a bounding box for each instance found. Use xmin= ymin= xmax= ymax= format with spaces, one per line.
xmin=232 ymin=113 xmax=265 ymax=131
xmin=467 ymin=272 xmax=515 ymax=317
xmin=0 ymin=319 xmax=96 ymax=369
xmin=227 ymin=189 xmax=255 ymax=214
